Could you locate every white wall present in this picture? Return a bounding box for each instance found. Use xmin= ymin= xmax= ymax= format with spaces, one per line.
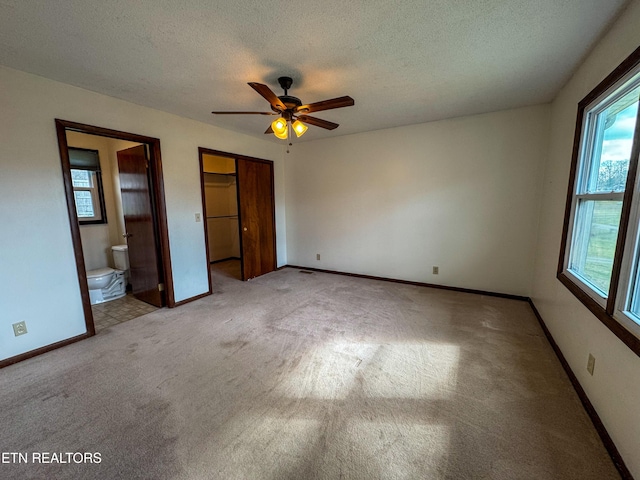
xmin=0 ymin=66 xmax=285 ymax=362
xmin=285 ymin=105 xmax=549 ymax=297
xmin=531 ymin=1 xmax=640 ymax=476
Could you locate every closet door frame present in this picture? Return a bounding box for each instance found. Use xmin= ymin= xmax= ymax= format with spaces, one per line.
xmin=198 ymin=147 xmax=277 ymax=288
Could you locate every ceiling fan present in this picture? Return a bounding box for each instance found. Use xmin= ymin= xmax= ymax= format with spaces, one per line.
xmin=212 ymin=76 xmax=354 ymax=139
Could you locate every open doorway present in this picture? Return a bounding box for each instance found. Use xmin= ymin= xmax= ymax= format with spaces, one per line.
xmin=201 ymin=155 xmax=242 ymax=281
xmin=56 ymin=120 xmax=175 ymax=336
xmin=199 ymin=148 xmax=276 ymax=290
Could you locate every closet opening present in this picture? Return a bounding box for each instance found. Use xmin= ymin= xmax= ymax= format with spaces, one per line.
xmin=202 ymin=154 xmax=242 ymax=282
xmin=198 ymin=148 xmax=277 ymax=290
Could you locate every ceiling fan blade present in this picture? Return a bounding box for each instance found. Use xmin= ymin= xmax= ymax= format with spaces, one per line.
xmin=296 ymin=96 xmax=354 ymax=114
xmin=248 ymin=82 xmax=287 ymax=111
xmin=211 ymin=111 xmax=277 ymax=115
xmin=297 ymin=115 xmax=339 ymax=130
xmin=264 ymin=125 xmax=274 ymax=134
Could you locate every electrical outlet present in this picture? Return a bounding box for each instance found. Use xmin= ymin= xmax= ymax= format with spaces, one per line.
xmin=587 ymin=353 xmax=595 ymax=376
xmin=432 ymin=266 xmax=439 ymax=275
xmin=317 ymin=254 xmax=321 ymax=261
xmin=12 ymin=321 xmax=27 ymax=336
xmin=195 ymin=213 xmax=201 ymax=222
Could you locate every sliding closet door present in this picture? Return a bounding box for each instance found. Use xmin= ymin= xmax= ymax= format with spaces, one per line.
xmin=236 ymin=158 xmax=276 ymax=280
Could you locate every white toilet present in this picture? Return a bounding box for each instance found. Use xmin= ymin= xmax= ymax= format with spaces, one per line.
xmin=87 ymin=245 xmax=130 ymax=305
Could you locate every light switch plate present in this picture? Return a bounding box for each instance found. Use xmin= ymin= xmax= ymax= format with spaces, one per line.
xmin=587 ymin=353 xmax=595 ymax=376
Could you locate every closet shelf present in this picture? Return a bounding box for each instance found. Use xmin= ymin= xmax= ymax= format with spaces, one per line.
xmin=204 ymin=172 xmax=236 ymax=176
xmin=207 ymin=215 xmax=238 ymax=219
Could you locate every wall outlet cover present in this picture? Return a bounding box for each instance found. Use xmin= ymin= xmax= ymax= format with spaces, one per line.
xmin=12 ymin=321 xmax=27 ymax=336
xmin=433 ymin=266 xmax=439 ymax=275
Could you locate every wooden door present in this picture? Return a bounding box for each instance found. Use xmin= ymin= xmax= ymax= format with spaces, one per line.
xmin=237 ymin=158 xmax=276 ymax=280
xmin=117 ymin=145 xmax=164 ymax=306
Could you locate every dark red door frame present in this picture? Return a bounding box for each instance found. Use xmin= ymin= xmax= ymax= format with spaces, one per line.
xmin=55 ymin=119 xmax=175 ymax=334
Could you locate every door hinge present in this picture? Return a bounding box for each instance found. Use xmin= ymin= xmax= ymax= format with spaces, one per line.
xmin=158 ymin=283 xmax=165 ymax=291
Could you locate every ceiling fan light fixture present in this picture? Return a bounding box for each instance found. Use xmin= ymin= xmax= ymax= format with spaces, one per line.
xmin=271 ymin=117 xmax=288 ymax=139
xmin=292 ymin=120 xmax=308 ymax=137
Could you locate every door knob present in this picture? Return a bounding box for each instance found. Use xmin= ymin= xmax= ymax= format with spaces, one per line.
xmin=243 ymin=227 xmax=248 ymax=231
xmin=122 ymin=233 xmax=132 ymax=238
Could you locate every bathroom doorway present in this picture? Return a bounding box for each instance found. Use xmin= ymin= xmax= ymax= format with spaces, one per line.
xmin=56 ymin=120 xmax=174 ymax=335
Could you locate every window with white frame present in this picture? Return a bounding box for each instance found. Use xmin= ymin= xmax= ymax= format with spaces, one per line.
xmin=559 ymin=46 xmax=640 ymax=354
xmin=69 ymin=148 xmax=107 ymax=225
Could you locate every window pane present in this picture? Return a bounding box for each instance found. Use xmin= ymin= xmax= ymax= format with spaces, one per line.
xmin=626 ymin=236 xmax=640 ymax=321
xmin=625 ymin=168 xmax=640 ymax=323
xmin=569 ymin=200 xmax=622 ymax=295
xmin=585 ymin=86 xmax=639 ymax=194
xmin=71 ymin=169 xmax=93 ymax=188
xmin=627 ymin=254 xmax=640 ymax=321
xmin=74 ymin=190 xmax=95 ymax=217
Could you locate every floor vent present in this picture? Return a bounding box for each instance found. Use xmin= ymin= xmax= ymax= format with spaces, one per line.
xmin=299 ymin=270 xmax=314 ymax=275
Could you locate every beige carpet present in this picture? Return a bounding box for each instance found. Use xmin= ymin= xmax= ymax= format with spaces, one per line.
xmin=0 ymin=266 xmax=620 ymax=479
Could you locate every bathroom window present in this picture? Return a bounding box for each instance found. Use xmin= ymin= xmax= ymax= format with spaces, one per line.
xmin=69 ymin=148 xmax=107 ymax=225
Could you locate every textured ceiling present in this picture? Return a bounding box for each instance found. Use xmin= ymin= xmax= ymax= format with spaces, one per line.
xmin=0 ymin=0 xmax=629 ymax=142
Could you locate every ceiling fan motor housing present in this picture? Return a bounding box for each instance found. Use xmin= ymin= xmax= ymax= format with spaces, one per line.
xmin=280 ymin=95 xmax=302 ymax=107
xmin=271 ymin=77 xmax=303 ymax=114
